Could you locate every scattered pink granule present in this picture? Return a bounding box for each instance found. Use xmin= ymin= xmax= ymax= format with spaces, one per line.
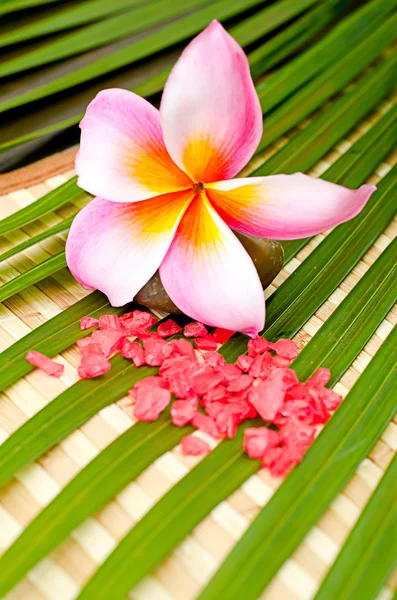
xmin=80 ymin=316 xmax=99 ymax=330
xmin=120 ymin=310 xmax=156 ymax=331
xmin=243 ymin=427 xmax=279 ymax=459
xmin=184 ymin=321 xmax=208 ymax=338
xmin=119 ymin=339 xmax=145 ymax=366
xmin=78 ymin=353 xmax=111 ymax=379
xmin=192 ymin=413 xmax=221 ymax=439
xmin=98 ymin=314 xmax=121 ymax=331
xmin=189 ymin=366 xmax=223 ymax=395
xmin=181 ymin=435 xmax=211 ymax=456
xmin=26 ymin=350 xmax=64 ymax=377
xmin=248 ymin=336 xmax=273 ymax=357
xmin=227 ymin=374 xmax=253 ymax=393
xmin=32 ymin=307 xmax=341 ymax=478
xmin=195 ymin=335 xmax=217 ymax=351
xmin=144 ymin=338 xmax=168 ymax=366
xmin=272 ymin=339 xmax=299 ymax=360
xmin=213 ymin=328 xmax=234 ymax=344
xmin=249 ymin=368 xmax=297 ymax=421
xmin=90 ymin=329 xmax=124 ymax=358
xmin=204 ymin=351 xmax=226 ymax=368
xmin=237 ymin=354 xmax=253 ymax=372
xmin=133 ymin=386 xmax=171 ymax=421
xmin=157 ymin=319 xmax=183 ymax=338
xmin=307 ymin=367 xmax=331 ymax=388
xmin=171 ymin=397 xmax=198 ymax=426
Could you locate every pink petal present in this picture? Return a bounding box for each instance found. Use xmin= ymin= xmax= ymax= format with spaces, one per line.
xmin=206 ymin=175 xmax=376 ymax=240
xmin=76 ymin=88 xmax=192 ymax=203
xmin=160 ymin=194 xmax=265 ymax=336
xmin=160 ymin=21 xmax=262 ymax=183
xmin=66 ymin=191 xmax=193 ymax=306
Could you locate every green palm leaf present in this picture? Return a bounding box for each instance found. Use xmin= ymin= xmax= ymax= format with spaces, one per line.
xmin=314 ymin=452 xmax=397 ymax=600
xmin=0 ymin=252 xmax=67 ymax=303
xmin=0 ymin=0 xmax=148 ymax=47
xmin=0 ymin=0 xmax=347 ymax=156
xmin=0 ymin=0 xmax=63 ymax=16
xmin=0 ymin=0 xmax=211 ymax=78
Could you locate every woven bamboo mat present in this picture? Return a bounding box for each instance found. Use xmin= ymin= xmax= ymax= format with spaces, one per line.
xmin=0 ymin=94 xmax=396 ymax=600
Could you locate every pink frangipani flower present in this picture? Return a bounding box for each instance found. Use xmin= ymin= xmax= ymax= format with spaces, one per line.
xmin=66 ymin=21 xmax=376 ymax=337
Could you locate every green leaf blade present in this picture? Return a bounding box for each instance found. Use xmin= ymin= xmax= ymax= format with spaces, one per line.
xmin=314 ymin=453 xmax=397 ymax=600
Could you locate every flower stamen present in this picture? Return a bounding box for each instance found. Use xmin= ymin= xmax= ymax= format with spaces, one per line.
xmin=193 ymin=181 xmax=205 ymax=195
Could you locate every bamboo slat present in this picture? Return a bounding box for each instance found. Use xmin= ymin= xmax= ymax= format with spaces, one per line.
xmin=0 ymin=93 xmax=396 ymax=600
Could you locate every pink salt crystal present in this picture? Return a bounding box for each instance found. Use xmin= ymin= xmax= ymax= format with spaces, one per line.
xmin=237 ymin=354 xmax=253 ymax=372
xmin=249 ymin=369 xmax=297 ymax=421
xmin=232 ymin=394 xmax=257 ymax=419
xmin=216 ymin=409 xmax=239 ymax=438
xmin=98 ymin=314 xmax=121 ymax=330
xmin=271 ymin=354 xmax=292 ymax=368
xmin=80 ymin=316 xmax=99 ymax=330
xmin=279 ymin=417 xmax=316 ymax=449
xmin=78 ymin=353 xmax=111 ymax=379
xmin=262 ymin=446 xmax=284 ymax=470
xmin=205 ymin=401 xmax=228 ymax=419
xmin=157 ymin=319 xmax=182 ymax=338
xmin=272 ymin=339 xmax=299 ymax=360
xmin=318 ymin=387 xmax=342 ymax=411
xmin=195 ymin=335 xmax=217 ymax=351
xmin=286 ymin=383 xmax=312 ymax=401
xmin=307 ymin=368 xmax=331 ymax=389
xmin=307 ymin=390 xmax=330 ymax=424
xmin=276 ymin=400 xmax=314 ymax=426
xmin=119 ymin=339 xmax=145 ymax=367
xmin=204 ymin=351 xmax=226 ymax=368
xmin=266 ymin=446 xmax=302 ymax=477
xmin=215 ymin=403 xmax=251 ymax=438
xmin=216 ymin=362 xmax=241 ymax=383
xmin=181 ymin=435 xmax=211 ymax=456
xmin=134 ymin=386 xmax=171 ymax=421
xmin=248 ymin=353 xmax=273 ymax=379
xmin=166 ymin=367 xmax=195 ymax=399
xmin=202 ymin=383 xmax=228 ymax=405
xmin=160 ymin=355 xmax=194 ymax=377
xmin=134 ymin=376 xmax=169 ymax=391
xmin=144 ymin=337 xmax=168 ymax=366
xmin=247 ymin=336 xmax=273 ymax=358
xmin=192 ymin=413 xmax=221 ymax=439
xmin=213 ymin=328 xmax=234 ymax=344
xmin=171 ymin=398 xmax=198 ymax=426
xmin=91 ymin=329 xmax=124 ymax=358
xmin=184 ymin=321 xmax=208 ymax=338
xmin=243 ymin=427 xmax=279 ymax=459
xmin=168 ymin=338 xmax=197 ymax=361
xmin=77 ymin=337 xmax=104 ymax=355
xmin=189 ymin=366 xmax=223 ymax=395
xmin=26 ymin=350 xmax=64 ymax=377
xmin=227 ymin=374 xmax=253 ymax=393
xmin=121 ymin=310 xmax=155 ymax=329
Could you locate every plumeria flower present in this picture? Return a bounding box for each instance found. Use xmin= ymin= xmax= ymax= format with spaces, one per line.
xmin=66 ymin=20 xmax=375 ymax=337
